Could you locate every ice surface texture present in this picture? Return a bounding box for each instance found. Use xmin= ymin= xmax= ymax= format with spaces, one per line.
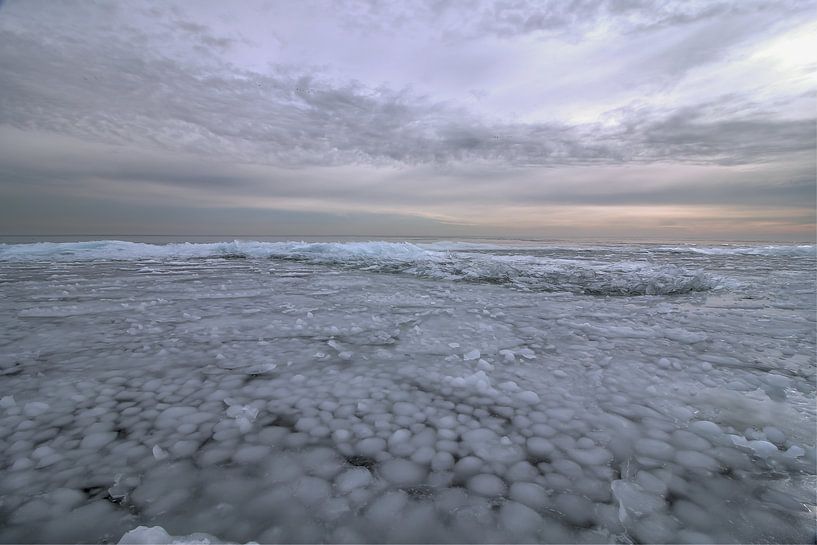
xmin=0 ymin=241 xmax=814 ymax=544
xmin=0 ymin=240 xmax=727 ymax=295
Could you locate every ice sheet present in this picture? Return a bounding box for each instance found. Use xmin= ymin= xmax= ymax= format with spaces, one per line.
xmin=0 ymin=241 xmax=814 ymax=543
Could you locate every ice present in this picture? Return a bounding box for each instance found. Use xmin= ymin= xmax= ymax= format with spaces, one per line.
xmin=526 ymin=437 xmax=554 ymax=458
xmin=379 ymin=459 xmax=427 ymax=485
xmin=499 ymin=349 xmax=516 ymax=362
xmin=634 ymin=438 xmax=674 ymax=460
xmin=500 ymin=501 xmax=543 ymax=536
xmin=553 ymin=493 xmax=595 ymax=526
xmin=356 ymin=437 xmax=387 ymax=456
xmin=658 ymin=244 xmax=817 ymax=256
xmin=36 ymin=501 xmax=130 ymax=543
xmin=612 ymin=480 xmax=665 ymax=521
xmin=688 ymin=420 xmax=722 ymax=435
xmin=785 ymin=445 xmax=805 ymax=458
xmin=466 ymin=474 xmax=507 ymax=496
xmin=509 ymin=482 xmax=549 ymax=510
xmin=516 ymin=390 xmax=541 ymax=404
xmin=745 ymin=439 xmax=779 ymax=458
xmin=463 ymin=349 xmax=481 ymax=361
xmin=293 ymin=476 xmax=332 ymax=506
xmin=22 ymin=401 xmax=49 ymax=417
xmin=763 ymin=425 xmax=786 ymax=444
xmin=79 ymin=431 xmax=118 ymax=449
xmin=568 ymin=445 xmax=613 ymax=466
xmin=232 ymin=445 xmax=271 ymax=464
xmin=118 ymin=525 xmax=225 ymax=544
xmin=152 ymin=445 xmax=168 ymax=460
xmin=335 ymin=467 xmax=373 ymax=493
xmin=0 ymin=239 xmax=726 ymax=295
xmin=391 ymin=402 xmax=419 ymax=416
xmin=0 ymin=239 xmax=814 ymax=544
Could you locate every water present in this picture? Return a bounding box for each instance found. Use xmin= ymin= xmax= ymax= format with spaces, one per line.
xmin=0 ymin=239 xmax=814 ymax=543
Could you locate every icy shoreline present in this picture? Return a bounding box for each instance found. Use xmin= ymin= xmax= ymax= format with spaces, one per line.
xmin=0 ymin=243 xmax=814 ymax=543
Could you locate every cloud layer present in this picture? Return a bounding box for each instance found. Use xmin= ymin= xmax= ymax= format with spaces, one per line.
xmin=0 ymin=0 xmax=814 ymax=240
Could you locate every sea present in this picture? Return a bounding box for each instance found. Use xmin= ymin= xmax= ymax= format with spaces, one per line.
xmin=0 ymin=236 xmax=814 ymax=543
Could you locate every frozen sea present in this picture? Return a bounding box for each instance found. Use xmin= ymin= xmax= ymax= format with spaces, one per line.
xmin=0 ymin=238 xmax=815 ymax=544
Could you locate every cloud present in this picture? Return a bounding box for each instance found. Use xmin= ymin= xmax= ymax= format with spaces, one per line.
xmin=0 ymin=22 xmax=812 ymax=170
xmin=0 ymin=0 xmax=813 ymax=240
xmin=2 ymin=126 xmax=812 ymax=214
xmin=332 ymin=0 xmax=812 ymax=43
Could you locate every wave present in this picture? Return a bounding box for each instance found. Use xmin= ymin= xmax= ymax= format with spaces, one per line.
xmin=656 ymin=244 xmax=816 ymax=257
xmin=0 ymin=240 xmax=721 ymax=296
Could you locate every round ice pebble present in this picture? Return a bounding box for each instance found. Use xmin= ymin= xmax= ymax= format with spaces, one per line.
xmin=784 ymin=445 xmax=805 ymax=458
xmin=410 ymin=446 xmax=435 ymax=465
xmin=170 ymin=440 xmax=199 ymax=458
xmin=80 ymin=431 xmax=118 ymax=450
xmin=431 ymin=451 xmax=455 ymax=472
xmin=10 ymin=498 xmax=52 ymax=524
xmin=392 ymin=402 xmax=419 ymax=416
xmin=23 ymin=402 xmax=50 ymax=417
xmin=233 ymin=444 xmax=272 ymax=464
xmin=389 ymin=429 xmax=412 ymax=447
xmin=569 ymin=446 xmax=612 ymax=466
xmin=506 ymin=461 xmax=538 ymax=482
xmin=46 ymin=488 xmax=86 ymax=511
xmin=292 ymin=476 xmax=332 ymax=506
xmin=526 ymin=437 xmax=554 ymax=458
xmin=335 ymin=468 xmax=373 ymax=494
xmin=635 ymin=438 xmax=674 ymax=461
xmin=454 ymin=456 xmax=484 ymax=479
xmin=500 ymin=501 xmax=543 ymax=536
xmin=630 ymin=513 xmax=680 ymax=544
xmin=553 ymin=493 xmax=595 ymax=526
xmin=516 ymin=391 xmax=540 ymax=405
xmin=689 ymin=421 xmax=722 ymax=436
xmin=356 ymin=437 xmax=387 ymax=457
xmin=762 ymin=426 xmax=785 ymax=445
xmin=509 ymin=482 xmax=549 ymax=510
xmin=379 ymin=459 xmax=427 ymax=486
xmin=467 ymin=474 xmax=507 ymax=497
xmin=365 ymin=490 xmax=409 ymax=529
xmin=675 ymin=450 xmax=720 ymax=470
xmin=747 ymin=440 xmax=779 ymax=459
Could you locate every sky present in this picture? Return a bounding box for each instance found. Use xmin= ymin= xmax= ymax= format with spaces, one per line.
xmin=0 ymin=0 xmax=815 ymax=241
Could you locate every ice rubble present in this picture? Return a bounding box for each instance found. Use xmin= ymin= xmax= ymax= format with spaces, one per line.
xmin=119 ymin=525 xmax=227 ymax=544
xmin=657 ymin=244 xmax=817 ymax=257
xmin=0 ymin=243 xmax=814 ymax=543
xmin=0 ymin=239 xmax=721 ymax=295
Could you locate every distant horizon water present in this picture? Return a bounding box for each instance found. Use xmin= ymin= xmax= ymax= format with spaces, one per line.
xmin=1 ymin=234 xmax=815 ymax=245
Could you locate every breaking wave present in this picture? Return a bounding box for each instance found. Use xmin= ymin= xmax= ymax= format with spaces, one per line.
xmin=0 ymin=240 xmax=721 ymax=296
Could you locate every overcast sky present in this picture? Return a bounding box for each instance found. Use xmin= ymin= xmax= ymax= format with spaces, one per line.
xmin=0 ymin=0 xmax=814 ymax=241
